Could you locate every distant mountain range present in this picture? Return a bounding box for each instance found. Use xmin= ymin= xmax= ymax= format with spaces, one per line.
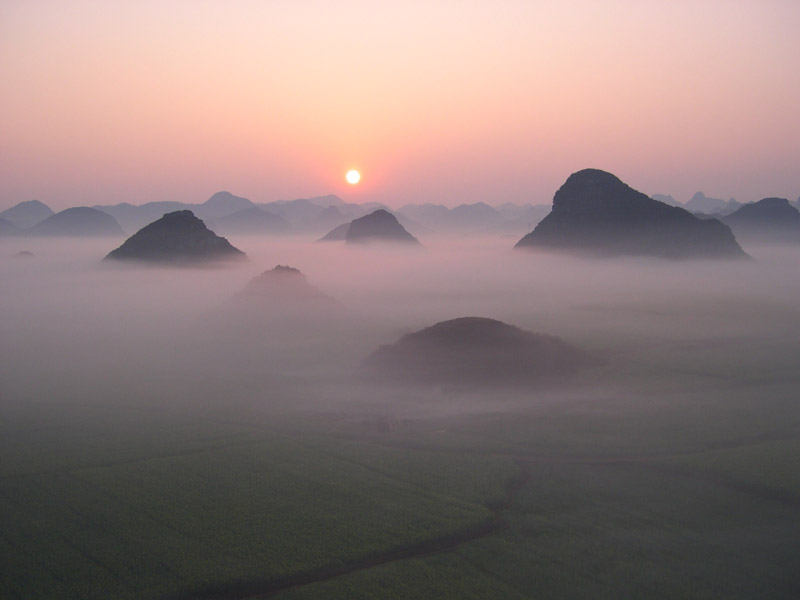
xmin=722 ymin=197 xmax=800 ymax=245
xmin=0 ymin=199 xmax=54 ymax=228
xmin=0 ymin=203 xmax=125 ymax=237
xmin=1 ymin=193 xmax=550 ymax=238
xmin=209 ymin=206 xmax=291 ymax=236
xmin=3 ymin=183 xmax=797 ymax=247
xmin=649 ymin=192 xmax=742 ymax=217
xmin=20 ymin=207 xmax=124 ymax=237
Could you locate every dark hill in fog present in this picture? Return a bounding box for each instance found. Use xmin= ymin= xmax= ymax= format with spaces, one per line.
xmin=362 ymin=317 xmax=592 ymax=388
xmin=345 ymin=210 xmax=420 ymax=245
xmin=318 ymin=209 xmax=420 ymax=244
xmin=210 ymin=265 xmax=343 ymax=344
xmin=10 ymin=250 xmax=35 ymax=258
xmin=722 ymin=197 xmax=800 ymax=245
xmin=105 ymin=210 xmax=245 ymax=263
xmin=28 ymin=207 xmax=125 ymax=237
xmin=0 ymin=200 xmax=54 ymax=228
xmin=234 ymin=265 xmax=339 ymax=309
xmin=515 ymin=169 xmax=748 ymax=259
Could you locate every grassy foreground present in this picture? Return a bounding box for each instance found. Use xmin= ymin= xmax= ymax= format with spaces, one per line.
xmin=2 ymin=373 xmax=799 ymax=600
xmin=0 ymin=401 xmax=518 ymax=600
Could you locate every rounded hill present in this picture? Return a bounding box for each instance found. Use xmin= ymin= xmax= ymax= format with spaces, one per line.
xmin=28 ymin=207 xmax=124 ymax=237
xmin=362 ymin=317 xmax=593 ymax=388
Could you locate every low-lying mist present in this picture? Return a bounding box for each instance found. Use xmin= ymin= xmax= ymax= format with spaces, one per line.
xmin=2 ymin=233 xmax=800 ymax=422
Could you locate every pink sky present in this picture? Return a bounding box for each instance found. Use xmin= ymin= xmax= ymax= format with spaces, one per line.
xmin=1 ymin=1 xmax=799 ymax=210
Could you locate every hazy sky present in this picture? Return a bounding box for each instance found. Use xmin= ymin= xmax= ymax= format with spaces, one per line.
xmin=2 ymin=0 xmax=799 ymax=210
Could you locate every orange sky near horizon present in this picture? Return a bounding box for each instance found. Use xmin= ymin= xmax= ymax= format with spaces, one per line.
xmin=1 ymin=0 xmax=799 ymax=210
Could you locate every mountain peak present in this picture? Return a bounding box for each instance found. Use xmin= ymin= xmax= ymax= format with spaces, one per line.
xmin=516 ymin=169 xmax=748 ymax=259
xmin=28 ymin=207 xmax=124 ymax=237
xmin=0 ymin=199 xmax=55 ymax=229
xmin=105 ymin=210 xmax=245 ymax=263
xmin=722 ymin=197 xmax=800 ymax=244
xmin=345 ymin=209 xmax=420 ymax=245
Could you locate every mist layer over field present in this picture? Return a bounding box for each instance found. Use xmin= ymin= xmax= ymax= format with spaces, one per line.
xmin=3 ymin=235 xmax=799 ymax=409
xmin=2 ymin=234 xmax=799 ymax=599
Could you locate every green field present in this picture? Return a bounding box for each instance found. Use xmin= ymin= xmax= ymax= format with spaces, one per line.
xmin=2 ymin=354 xmax=799 ymax=600
xmin=0 ymin=402 xmax=521 ymax=599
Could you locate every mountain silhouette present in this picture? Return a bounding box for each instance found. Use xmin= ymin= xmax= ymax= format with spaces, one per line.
xmin=318 ymin=209 xmax=420 ymax=244
xmin=95 ymin=201 xmax=188 ymax=233
xmin=515 ymin=169 xmax=747 ymax=259
xmin=308 ymin=205 xmax=352 ymax=234
xmin=318 ymin=222 xmax=351 ymax=242
xmin=209 ymin=265 xmax=344 ymax=348
xmin=362 ymin=316 xmax=592 ymax=388
xmin=264 ymin=198 xmax=328 ymax=225
xmin=345 ymin=209 xmax=420 ymax=244
xmin=93 ymin=192 xmax=253 ymax=232
xmin=685 ymin=192 xmax=740 ymax=216
xmin=233 ymin=265 xmax=339 ymax=310
xmin=210 ymin=206 xmax=291 ymax=236
xmin=398 ymin=203 xmax=451 ymax=225
xmin=105 ymin=210 xmax=245 ymax=263
xmin=436 ymin=202 xmax=504 ymax=232
xmin=28 ymin=207 xmax=125 ymax=237
xmin=196 ymin=191 xmax=255 ymax=221
xmin=0 ymin=200 xmax=54 ymax=229
xmin=722 ymin=197 xmax=800 ymax=245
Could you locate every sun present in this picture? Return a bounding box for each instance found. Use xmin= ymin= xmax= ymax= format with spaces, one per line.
xmin=346 ymin=169 xmax=361 ymax=185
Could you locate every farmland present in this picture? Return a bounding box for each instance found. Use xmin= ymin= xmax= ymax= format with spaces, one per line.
xmin=0 ymin=400 xmax=519 ymax=599
xmin=2 ymin=354 xmax=799 ymax=599
xmin=2 ymin=240 xmax=799 ymax=599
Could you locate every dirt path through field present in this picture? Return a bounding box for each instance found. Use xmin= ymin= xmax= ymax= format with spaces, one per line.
xmin=179 ymin=460 xmax=530 ymax=600
xmin=186 ymin=429 xmax=800 ymax=599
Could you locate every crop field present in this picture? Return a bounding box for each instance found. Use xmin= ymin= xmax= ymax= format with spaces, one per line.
xmin=0 ymin=400 xmax=521 ymax=600
xmin=3 ymin=353 xmax=799 ymax=600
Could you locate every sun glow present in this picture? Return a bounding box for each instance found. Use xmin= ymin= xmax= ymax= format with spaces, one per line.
xmin=346 ymin=169 xmax=361 ymax=185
